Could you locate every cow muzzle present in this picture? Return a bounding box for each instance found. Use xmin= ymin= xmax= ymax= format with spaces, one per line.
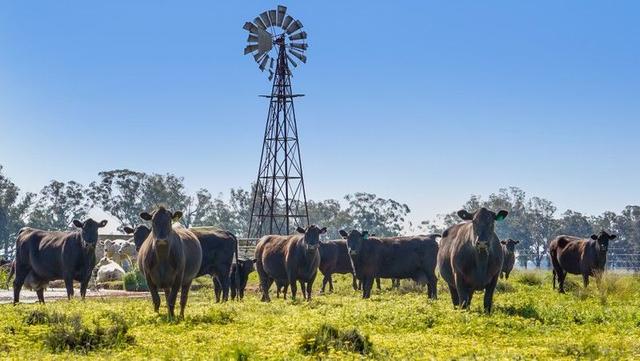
xmin=306 ymin=244 xmax=319 ymax=251
xmin=156 ymin=239 xmax=169 ymax=246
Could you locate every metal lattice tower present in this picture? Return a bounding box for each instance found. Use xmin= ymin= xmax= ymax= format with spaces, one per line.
xmin=243 ymin=6 xmax=310 ymax=238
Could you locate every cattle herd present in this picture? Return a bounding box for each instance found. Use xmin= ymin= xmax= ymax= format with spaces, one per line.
xmin=3 ymin=206 xmax=617 ymax=319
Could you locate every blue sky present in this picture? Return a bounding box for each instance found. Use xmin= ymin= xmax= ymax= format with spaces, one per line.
xmin=0 ymin=1 xmax=638 ymax=224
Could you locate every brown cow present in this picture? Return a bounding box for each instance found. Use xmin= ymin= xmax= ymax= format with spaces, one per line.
xmin=549 ymin=230 xmax=616 ymax=293
xmin=500 ymin=239 xmax=519 ymax=279
xmin=437 ymin=208 xmax=507 ymax=313
xmin=254 ymin=225 xmax=326 ymax=302
xmin=340 ymin=231 xmax=440 ymax=299
xmin=137 ymin=207 xmax=202 ymax=319
xmin=12 ymin=219 xmax=108 ymax=303
xmin=318 ymin=239 xmax=357 ymax=293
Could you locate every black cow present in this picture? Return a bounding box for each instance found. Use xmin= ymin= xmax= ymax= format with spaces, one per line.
xmin=12 ymin=219 xmax=108 ymax=303
xmin=318 ymin=239 xmax=357 ymax=293
xmin=437 ymin=208 xmax=507 ymax=313
xmin=228 ymin=258 xmax=256 ymax=300
xmin=340 ymin=230 xmax=440 ymax=299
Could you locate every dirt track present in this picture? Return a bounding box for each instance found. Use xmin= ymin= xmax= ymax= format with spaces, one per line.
xmin=0 ymin=288 xmax=149 ymax=304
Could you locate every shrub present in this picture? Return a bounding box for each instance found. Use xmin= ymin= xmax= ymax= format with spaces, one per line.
xmin=43 ymin=313 xmax=134 ymax=353
xmin=517 ymin=272 xmax=544 ymax=286
xmin=299 ymin=324 xmax=374 ymax=356
xmin=123 ymin=268 xmax=148 ymax=292
xmin=23 ymin=310 xmax=67 ymax=326
xmin=187 ymin=309 xmax=235 ymax=325
xmin=495 ymin=281 xmax=515 ymax=293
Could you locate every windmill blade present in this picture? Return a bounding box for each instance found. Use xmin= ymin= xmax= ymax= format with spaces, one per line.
xmin=286 ymin=20 xmax=303 ymax=35
xmin=288 ymin=49 xmax=307 ymax=63
xmin=268 ymin=10 xmax=277 ymax=27
xmin=256 ymin=27 xmax=273 ymax=54
xmin=253 ymin=17 xmax=267 ymax=30
xmin=281 ymin=15 xmax=294 ymax=30
xmin=289 ymin=31 xmax=307 ymax=41
xmin=269 ymin=58 xmax=274 ymax=70
xmin=259 ymin=11 xmax=272 ymax=27
xmin=244 ymin=44 xmax=259 ymax=55
xmin=259 ymin=55 xmax=270 ymax=71
xmin=289 ymin=42 xmax=308 ymax=51
xmin=254 ymin=52 xmax=266 ymax=63
xmin=268 ymin=70 xmax=274 ymax=81
xmin=243 ymin=22 xmax=259 ymax=34
xmin=276 ymin=5 xmax=287 ymax=27
xmin=247 ymin=34 xmax=259 ymax=43
xmin=286 ymin=53 xmax=298 ymax=67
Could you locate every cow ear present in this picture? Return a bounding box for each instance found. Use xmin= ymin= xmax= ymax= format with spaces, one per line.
xmin=140 ymin=212 xmax=152 ymax=221
xmin=457 ymin=210 xmax=473 ymax=221
xmin=495 ymin=210 xmax=508 ymax=221
xmin=73 ymin=220 xmax=84 ymax=228
xmin=501 ymin=240 xmax=507 ymax=245
xmin=339 ymin=230 xmax=348 ymax=238
xmin=609 ymin=234 xmax=617 ymax=240
xmin=319 ymin=227 xmax=327 ymax=234
xmin=99 ymin=220 xmax=108 ymax=228
xmin=123 ymin=226 xmax=134 ymax=234
xmin=590 ymin=234 xmax=598 ymax=240
xmin=514 ymin=240 xmax=520 ymax=244
xmin=296 ymin=227 xmax=306 ymax=234
xmin=171 ymin=211 xmax=183 ymax=222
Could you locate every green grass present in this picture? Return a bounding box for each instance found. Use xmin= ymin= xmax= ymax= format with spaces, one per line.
xmin=1 ymin=270 xmax=640 ymax=360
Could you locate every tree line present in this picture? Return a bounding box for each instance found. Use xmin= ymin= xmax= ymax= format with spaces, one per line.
xmin=1 ymin=166 xmax=639 ymax=265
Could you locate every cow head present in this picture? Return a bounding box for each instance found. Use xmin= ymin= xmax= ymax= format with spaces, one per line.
xmin=139 ymin=207 xmax=182 ymax=244
xmin=123 ymin=225 xmax=152 ymax=251
xmin=457 ymin=207 xmax=508 ymax=251
xmin=235 ymin=258 xmax=257 ymax=298
xmin=590 ymin=231 xmax=616 ymax=253
xmin=339 ymin=229 xmax=369 ymax=256
xmin=295 ymin=225 xmax=327 ymax=251
xmin=73 ymin=218 xmax=108 ymax=247
xmin=500 ymin=239 xmax=520 ymax=252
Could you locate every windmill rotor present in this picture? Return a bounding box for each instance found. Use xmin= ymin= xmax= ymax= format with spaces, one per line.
xmin=243 ymin=5 xmax=308 ymax=81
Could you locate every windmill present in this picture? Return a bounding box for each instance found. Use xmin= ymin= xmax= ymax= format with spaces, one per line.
xmin=243 ymin=5 xmax=310 ymax=238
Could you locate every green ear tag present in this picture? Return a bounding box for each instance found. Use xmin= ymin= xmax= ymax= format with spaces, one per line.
xmin=363 ymin=234 xmax=369 ymax=240
xmin=496 ymin=213 xmax=506 ymax=221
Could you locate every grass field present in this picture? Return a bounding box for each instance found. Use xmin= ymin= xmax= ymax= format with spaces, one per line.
xmin=1 ymin=270 xmax=640 ymax=360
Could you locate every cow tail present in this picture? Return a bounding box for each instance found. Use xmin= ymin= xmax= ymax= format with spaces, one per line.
xmin=232 ymin=232 xmax=240 ymax=288
xmin=552 ymin=268 xmax=556 ymax=289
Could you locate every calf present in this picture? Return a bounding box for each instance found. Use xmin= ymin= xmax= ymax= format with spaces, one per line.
xmin=228 ymin=258 xmax=256 ymax=300
xmin=437 ymin=208 xmax=507 ymax=313
xmin=255 ymin=225 xmax=326 ymax=302
xmin=137 ymin=207 xmax=202 ymax=319
xmin=12 ymin=218 xmax=108 ymax=303
xmin=500 ymin=239 xmax=519 ymax=279
xmin=340 ymin=231 xmax=440 ymax=299
xmin=318 ymin=239 xmax=357 ymax=293
xmin=549 ymin=230 xmax=616 ymax=293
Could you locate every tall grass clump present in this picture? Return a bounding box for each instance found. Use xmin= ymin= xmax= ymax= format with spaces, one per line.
xmin=516 ymin=271 xmax=544 ymax=286
xmin=123 ymin=268 xmax=148 ymax=292
xmin=43 ymin=313 xmax=134 ymax=353
xmin=299 ymin=324 xmax=374 ymax=357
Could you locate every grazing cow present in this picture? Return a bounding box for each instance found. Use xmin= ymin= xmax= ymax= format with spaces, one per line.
xmin=340 ymin=231 xmax=440 ymax=299
xmin=255 ymin=225 xmax=326 ymax=302
xmin=438 ymin=208 xmax=507 ymax=313
xmin=137 ymin=208 xmax=202 ymax=319
xmin=549 ymin=230 xmax=616 ymax=293
xmin=318 ymin=239 xmax=357 ymax=293
xmin=12 ymin=218 xmax=108 ymax=304
xmin=228 ymin=258 xmax=256 ymax=300
xmin=190 ymin=227 xmax=238 ymax=303
xmin=500 ymin=239 xmax=519 ymax=279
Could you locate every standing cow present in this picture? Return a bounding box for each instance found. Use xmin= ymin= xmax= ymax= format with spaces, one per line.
xmin=318 ymin=239 xmax=357 ymax=293
xmin=340 ymin=230 xmax=440 ymax=299
xmin=12 ymin=218 xmax=108 ymax=303
xmin=438 ymin=208 xmax=507 ymax=313
xmin=549 ymin=230 xmax=616 ymax=293
xmin=500 ymin=239 xmax=519 ymax=279
xmin=137 ymin=207 xmax=202 ymax=319
xmin=255 ymin=225 xmax=326 ymax=302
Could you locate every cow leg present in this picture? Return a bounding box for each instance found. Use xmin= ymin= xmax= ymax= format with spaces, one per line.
xmin=455 ymin=279 xmax=471 ymax=309
xmin=12 ymin=266 xmax=28 ymax=304
xmin=328 ymin=275 xmax=334 ymax=293
xmin=307 ymin=278 xmax=315 ymax=301
xmin=484 ymin=275 xmax=499 ymax=314
xmin=558 ymin=270 xmax=567 ymax=294
xmin=500 ymin=272 xmax=504 ymax=279
xmin=283 ymin=284 xmax=288 ymax=299
xmin=80 ymin=280 xmax=89 ymax=300
xmin=375 ymin=278 xmax=381 ymax=290
xmin=552 ymin=269 xmax=556 ymax=289
xmin=505 ymin=271 xmax=510 ymax=280
xmin=213 ymin=276 xmax=222 ymax=303
xmin=351 ymin=274 xmax=358 ymax=291
xmin=321 ymin=275 xmax=328 ymax=293
xmin=148 ymin=282 xmax=161 ymax=313
xmin=299 ymin=281 xmax=306 ymax=300
xmin=447 ymin=284 xmax=459 ymax=307
xmin=582 ymin=273 xmax=589 ymax=288
xmin=427 ymin=273 xmax=438 ymax=300
xmin=63 ymin=274 xmax=74 ymax=300
xmin=362 ymin=277 xmax=374 ymax=299
xmin=230 ymin=284 xmax=237 ymax=301
xmin=167 ymin=285 xmax=179 ymax=321
xmin=259 ymin=276 xmax=272 ymax=302
xmin=36 ymin=288 xmax=45 ymax=304
xmin=289 ymin=276 xmax=298 ymax=301
xmin=179 ymin=281 xmax=192 ymax=319
xmin=218 ymin=272 xmax=230 ymax=302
